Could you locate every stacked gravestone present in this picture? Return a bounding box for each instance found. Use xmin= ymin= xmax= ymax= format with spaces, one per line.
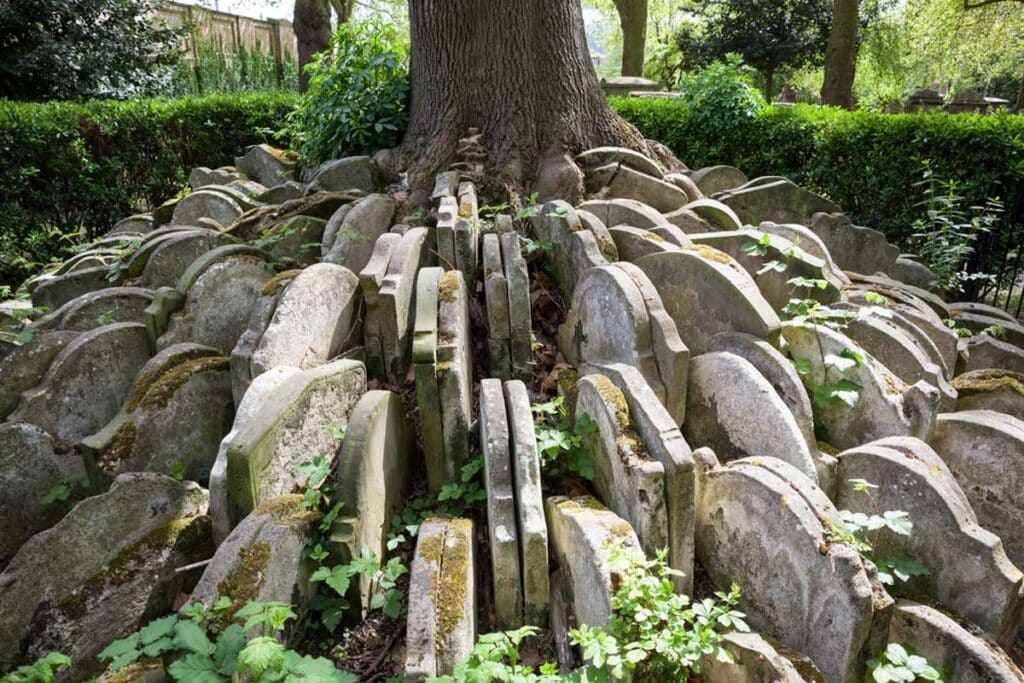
xmin=413 ymin=268 xmax=473 ymax=490
xmin=323 ymin=194 xmax=397 ymax=273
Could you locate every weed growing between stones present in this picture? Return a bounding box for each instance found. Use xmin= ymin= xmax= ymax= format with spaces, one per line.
xmin=531 ymin=396 xmax=597 ymax=483
xmin=866 ymin=643 xmax=942 ymax=682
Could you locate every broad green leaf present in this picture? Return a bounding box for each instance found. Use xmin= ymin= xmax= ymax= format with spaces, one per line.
xmin=166 ymin=653 xmax=224 ymax=683
xmin=172 ymin=619 xmax=216 ymax=655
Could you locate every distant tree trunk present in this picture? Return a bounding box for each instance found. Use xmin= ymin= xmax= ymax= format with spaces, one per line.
xmin=399 ymin=0 xmax=654 ymax=190
xmin=614 ymin=0 xmax=648 ymax=77
xmin=764 ymin=69 xmax=775 ymax=101
xmin=294 ymin=0 xmax=332 ymax=92
xmin=329 ymin=0 xmax=356 ymax=22
xmin=821 ymin=0 xmax=859 ymax=109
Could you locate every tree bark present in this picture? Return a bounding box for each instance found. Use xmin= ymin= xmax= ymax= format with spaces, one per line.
xmin=764 ymin=69 xmax=775 ymax=101
xmin=614 ymin=0 xmax=648 ymax=77
xmin=294 ymin=0 xmax=332 ymax=92
xmin=820 ymin=0 xmax=859 ymax=109
xmin=400 ymin=0 xmax=651 ymax=190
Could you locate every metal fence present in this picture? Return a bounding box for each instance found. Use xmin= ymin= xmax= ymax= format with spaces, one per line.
xmin=973 ymin=182 xmax=1024 ymax=319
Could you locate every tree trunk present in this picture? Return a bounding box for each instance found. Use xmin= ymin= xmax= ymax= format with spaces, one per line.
xmin=614 ymin=0 xmax=648 ymax=77
xmin=294 ymin=0 xmax=332 ymax=92
xmin=400 ymin=0 xmax=651 ymax=190
xmin=764 ymin=69 xmax=775 ymax=101
xmin=820 ymin=0 xmax=859 ymax=109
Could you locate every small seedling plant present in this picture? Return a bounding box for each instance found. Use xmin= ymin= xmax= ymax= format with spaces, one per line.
xmin=831 ymin=479 xmax=928 ymax=587
xmin=867 ymin=642 xmax=943 ymax=682
xmin=0 ymin=652 xmax=71 ymax=682
xmin=531 ymin=396 xmax=596 ymax=481
xmin=569 ymin=543 xmax=747 ymax=681
xmin=426 ymin=626 xmax=563 ymax=683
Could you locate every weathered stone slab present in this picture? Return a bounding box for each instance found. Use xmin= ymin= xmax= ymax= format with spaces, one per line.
xmin=306 ymin=155 xmax=379 ymax=194
xmin=235 ymin=144 xmax=297 ymax=187
xmin=437 ymin=270 xmax=473 ymax=485
xmin=576 ymin=146 xmax=665 ymax=179
xmin=578 ymin=373 xmax=669 ymax=559
xmin=952 ymin=311 xmax=1024 ymax=350
xmin=663 ymin=206 xmax=717 ymax=234
xmin=842 ymin=313 xmax=956 ymax=411
xmin=665 ymin=172 xmax=704 ymax=202
xmin=31 ymin=266 xmax=112 ymax=311
xmin=255 ymin=215 xmax=326 ymax=267
xmin=228 ymin=274 xmax=292 ymax=405
xmin=188 ymin=494 xmax=318 ymax=636
xmin=329 ymin=390 xmax=413 ymax=613
xmin=0 ymin=330 xmax=79 ymax=420
xmin=435 ymin=195 xmax=459 ymax=269
xmin=0 ymin=473 xmax=211 ymax=677
xmin=577 ymin=363 xmax=695 ymax=595
xmin=377 ymin=228 xmax=433 ymax=384
xmin=479 ymin=379 xmax=523 ymax=628
xmin=504 ymin=380 xmax=550 ymax=626
xmin=931 ymin=410 xmax=1024 ymax=570
xmin=836 ymin=438 xmax=1023 ymax=645
xmin=545 ymin=496 xmax=643 ymax=629
xmin=702 ymin=632 xmax=811 ymax=683
xmin=949 ymin=301 xmax=1018 ymax=324
xmin=159 ymin=253 xmax=273 ymax=354
xmin=758 ymin=220 xmax=848 ymax=282
xmin=608 ymin=225 xmax=678 ymax=261
xmin=10 ymin=323 xmax=151 ymax=448
xmin=634 ymin=248 xmax=781 ymax=354
xmin=585 ymin=163 xmax=688 ymax=213
xmin=888 ymin=256 xmax=937 ymax=290
xmin=959 ymin=334 xmax=1024 ymax=374
xmin=454 ymin=182 xmax=480 ymax=285
xmin=33 ymin=287 xmax=154 ymax=333
xmin=694 ymin=452 xmax=890 ymax=683
xmin=810 ymin=213 xmax=900 ymax=276
xmin=140 ymin=230 xmax=233 ymax=288
xmin=430 ymin=171 xmax=459 ymax=202
xmin=718 ymin=179 xmax=841 ymax=227
xmin=500 ymin=233 xmax=533 ymax=379
xmin=689 ymin=165 xmax=748 ymax=196
xmin=188 ymin=166 xmax=245 ymax=189
xmin=683 ymin=198 xmax=743 ymax=231
xmin=81 ymin=345 xmax=233 ymax=485
xmin=952 ymin=369 xmax=1024 ymax=417
xmin=405 ymin=516 xmax=476 ymax=681
xmin=323 ymin=194 xmax=397 ymax=273
xmin=850 ymin=273 xmax=951 ymax=321
xmin=250 ymin=263 xmax=361 ymax=375
xmin=648 ymin=224 xmax=694 ymax=247
xmin=577 ymin=197 xmax=666 ymax=229
xmin=482 ymin=234 xmax=512 ymax=379
xmin=0 ymin=423 xmax=84 ymax=568
xmin=222 ymin=359 xmax=365 ymax=529
xmin=530 ymin=201 xmax=596 ymax=295
xmin=709 ymin=331 xmax=816 ymax=452
xmin=692 ymin=229 xmax=842 ymax=310
xmin=783 ymin=322 xmax=939 ymax=449
xmin=888 ymin=599 xmax=1024 ymax=682
xmin=686 ymin=352 xmax=817 ymax=479
xmin=559 ymin=265 xmax=676 ymax=415
xmin=321 ymin=201 xmax=356 ymax=254
xmin=612 ymin=261 xmax=689 ymax=423
xmin=171 ymin=188 xmax=243 ymax=228
xmin=413 ymin=267 xmax=445 ymax=491
xmin=360 ymin=232 xmax=403 ymax=379
xmin=257 ymin=180 xmax=307 ymax=204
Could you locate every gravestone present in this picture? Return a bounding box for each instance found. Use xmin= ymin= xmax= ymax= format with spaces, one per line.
xmin=235 ymin=144 xmax=297 ymax=187
xmin=323 ymin=194 xmax=397 ymax=273
xmin=0 ymin=330 xmax=79 ymax=420
xmin=717 ymin=179 xmax=841 ymax=227
xmin=577 ymin=198 xmax=666 ymax=229
xmin=576 ymin=146 xmax=665 ymax=179
xmin=171 ymin=189 xmax=243 ymax=228
xmin=500 ymin=232 xmax=533 ymax=379
xmin=952 ymin=369 xmax=1024 ymax=417
xmin=482 ymin=234 xmax=512 ymax=379
xmin=810 ymin=213 xmax=900 ymax=276
xmin=689 ymin=165 xmax=748 ymax=196
xmin=375 ymin=228 xmax=433 ymax=384
xmin=306 ymin=156 xmax=380 ymax=194
xmin=32 ymin=287 xmax=154 ymax=333
xmin=584 ymin=163 xmax=689 ymax=213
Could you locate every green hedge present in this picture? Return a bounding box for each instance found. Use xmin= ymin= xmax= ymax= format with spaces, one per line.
xmin=0 ymin=92 xmax=300 ymax=289
xmin=611 ymin=98 xmax=1024 ymax=245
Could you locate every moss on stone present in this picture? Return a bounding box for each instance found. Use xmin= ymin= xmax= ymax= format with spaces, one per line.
xmin=952 ymin=369 xmax=1024 ymax=397
xmin=641 ymin=230 xmax=666 ymax=243
xmin=261 ymin=268 xmax=303 ymax=296
xmin=133 ymin=356 xmax=230 ymax=412
xmin=127 ymin=347 xmax=219 ymax=412
xmin=97 ymin=421 xmax=138 ymax=474
xmin=105 ymin=659 xmax=164 ymax=683
xmin=216 ymin=540 xmax=272 ymax=623
xmin=434 ymin=519 xmax=472 ymax=653
xmin=816 ymin=441 xmax=839 ymax=456
xmin=588 ymin=375 xmax=630 ymax=429
xmin=438 ymin=271 xmax=461 ymax=303
xmin=555 ymin=495 xmax=607 ymax=513
xmin=683 ymin=243 xmax=733 ymax=265
xmin=253 ymin=494 xmax=322 ymax=526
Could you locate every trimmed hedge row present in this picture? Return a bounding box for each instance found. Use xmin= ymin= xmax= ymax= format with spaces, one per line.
xmin=0 ymin=92 xmax=299 ymax=289
xmin=611 ymin=98 xmax=1024 ymax=245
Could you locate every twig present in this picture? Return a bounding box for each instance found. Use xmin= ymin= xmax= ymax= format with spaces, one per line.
xmin=175 ymin=558 xmax=212 ymax=573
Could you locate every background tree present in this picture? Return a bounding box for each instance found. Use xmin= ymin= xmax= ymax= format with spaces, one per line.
xmin=293 ymin=0 xmax=356 ymax=91
xmin=613 ymin=0 xmax=648 ymax=77
xmin=398 ymin=0 xmax=662 ymax=192
xmin=0 ymin=0 xmax=180 ymax=101
xmin=676 ymin=0 xmax=832 ymax=99
xmin=821 ymin=0 xmax=859 ymax=107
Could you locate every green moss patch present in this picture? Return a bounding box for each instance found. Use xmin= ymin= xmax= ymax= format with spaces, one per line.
xmin=132 ymin=356 xmax=230 ymax=412
xmin=952 ymin=369 xmax=1024 ymax=397
xmin=261 ymin=268 xmax=304 ymax=296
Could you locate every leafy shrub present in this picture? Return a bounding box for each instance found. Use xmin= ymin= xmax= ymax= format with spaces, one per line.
xmin=611 ymin=98 xmax=1024 ymax=248
xmin=0 ymin=92 xmax=299 ymax=289
xmin=282 ymin=19 xmax=409 ymax=165
xmin=165 ymin=42 xmax=300 ymax=97
xmin=674 ymin=56 xmax=768 ymax=161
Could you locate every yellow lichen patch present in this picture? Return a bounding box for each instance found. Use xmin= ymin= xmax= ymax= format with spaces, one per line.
xmin=253 ymin=493 xmax=321 ymax=525
xmin=608 ymin=519 xmax=635 ymax=540
xmin=588 ymin=375 xmax=631 ymax=429
xmin=554 ymin=495 xmax=607 ymax=513
xmin=433 ymin=519 xmax=473 ymax=653
xmin=97 ymin=421 xmax=138 ymax=474
xmin=816 ymin=441 xmax=839 ymax=456
xmin=261 ymin=268 xmax=303 ymax=296
xmin=683 ymin=243 xmax=733 ymax=265
xmin=952 ymin=369 xmax=1024 ymax=397
xmin=641 ymin=230 xmax=666 ymax=243
xmin=216 ymin=540 xmax=272 ymax=623
xmin=134 ymin=356 xmax=230 ymax=412
xmin=438 ymin=271 xmax=461 ymax=303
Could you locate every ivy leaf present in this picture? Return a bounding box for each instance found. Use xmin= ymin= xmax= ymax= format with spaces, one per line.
xmin=172 ymin=619 xmax=216 ymax=655
xmin=166 ymin=653 xmax=225 ymax=682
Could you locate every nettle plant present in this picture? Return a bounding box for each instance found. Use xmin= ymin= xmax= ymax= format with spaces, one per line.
xmin=829 ymin=479 xmax=928 ymax=587
xmin=0 ymin=652 xmax=71 ymax=682
xmin=531 ymin=396 xmax=597 ymax=481
xmin=96 ymin=600 xmax=353 ymax=682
